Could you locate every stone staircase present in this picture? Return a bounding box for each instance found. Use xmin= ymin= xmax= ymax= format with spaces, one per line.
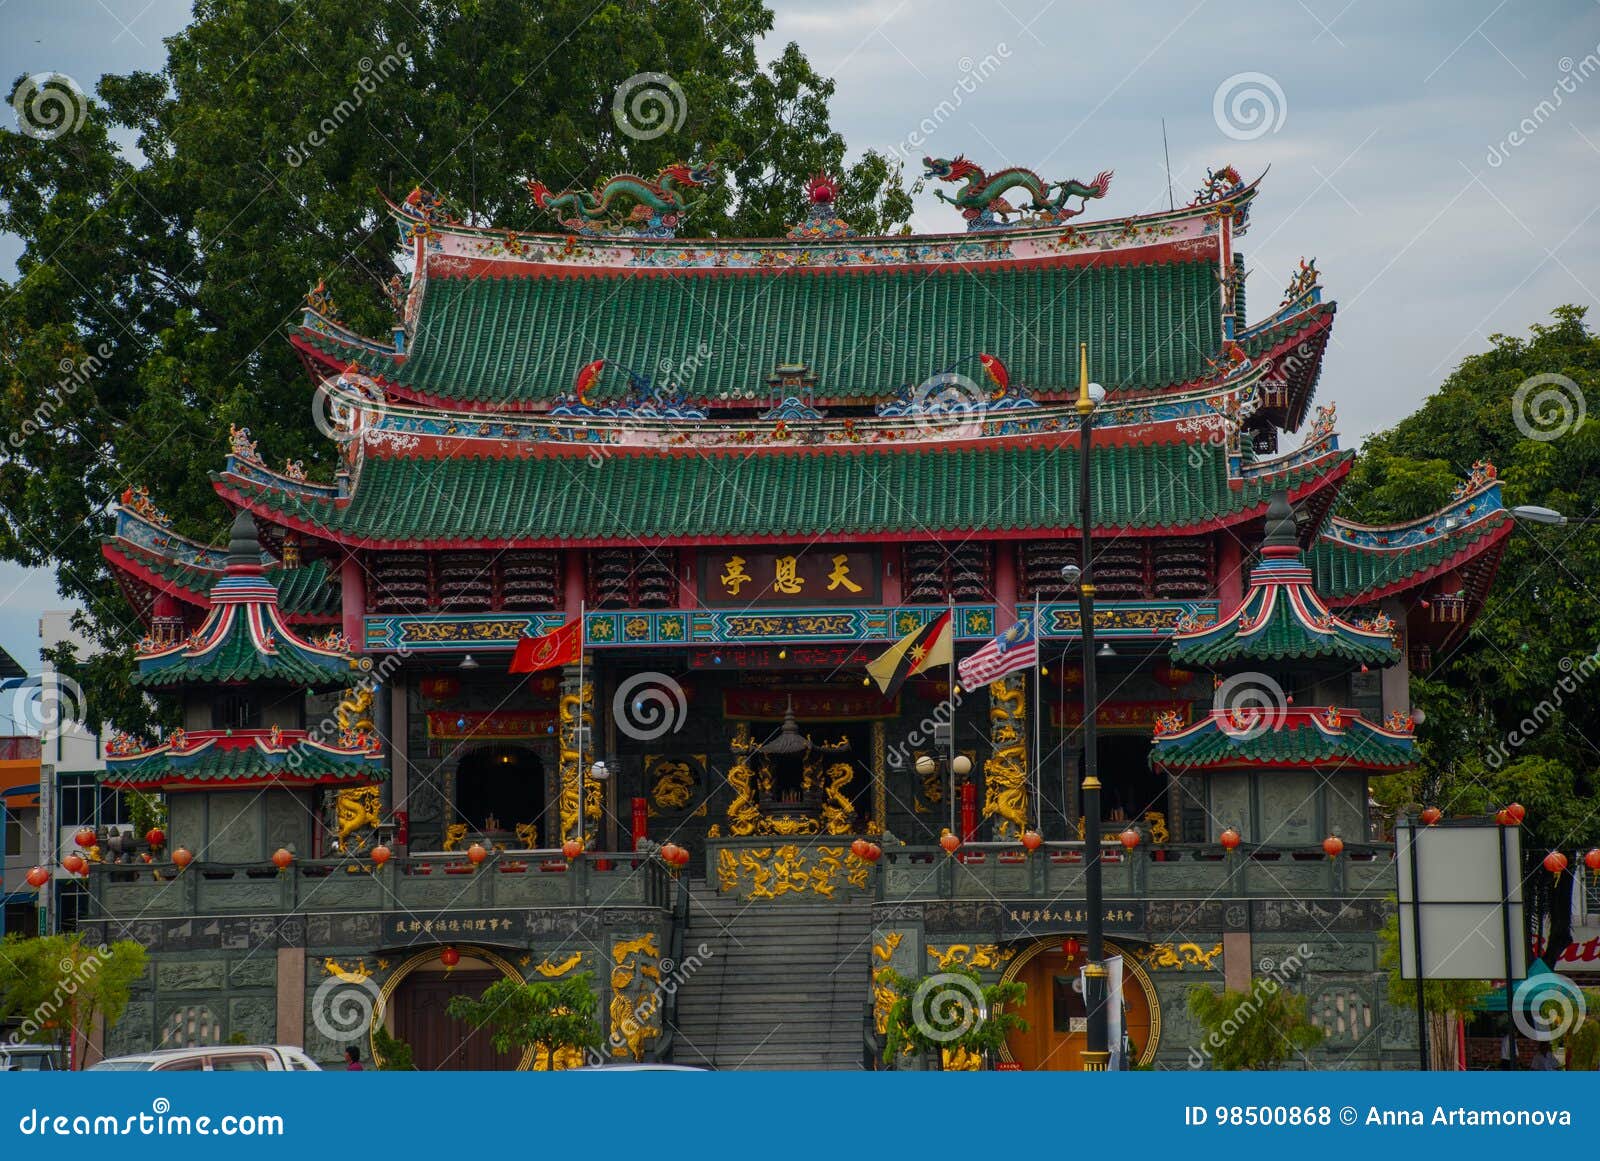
xmin=669 ymin=884 xmax=874 ymax=1070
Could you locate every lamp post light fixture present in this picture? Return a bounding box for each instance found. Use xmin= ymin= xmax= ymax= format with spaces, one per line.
xmin=1511 ymin=505 xmax=1600 ymax=527
xmin=1075 ymin=342 xmax=1111 ymax=1072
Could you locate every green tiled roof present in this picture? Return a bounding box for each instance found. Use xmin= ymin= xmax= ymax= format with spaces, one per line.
xmin=221 ymin=443 xmax=1351 ymax=546
xmin=319 ymin=260 xmax=1222 ymax=404
xmin=103 ymin=744 xmax=382 ymax=789
xmin=134 ymin=613 xmax=353 ymax=689
xmin=1151 ymin=714 xmax=1415 ymax=772
xmin=1308 ymin=511 xmax=1510 ymax=600
xmin=126 ymin=552 xmax=339 ymax=618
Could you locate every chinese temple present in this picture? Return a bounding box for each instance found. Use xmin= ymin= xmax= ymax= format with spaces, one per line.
xmin=81 ymin=157 xmax=1510 ymax=1070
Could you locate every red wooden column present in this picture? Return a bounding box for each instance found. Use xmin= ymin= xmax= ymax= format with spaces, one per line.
xmin=993 ymin=543 xmax=1018 ymax=630
xmin=563 ymin=548 xmax=586 ymax=619
xmin=1216 ymin=534 xmax=1244 ymax=610
xmin=340 ymin=553 xmax=365 ymax=645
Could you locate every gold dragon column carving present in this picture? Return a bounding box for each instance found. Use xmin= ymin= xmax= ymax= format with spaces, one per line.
xmin=983 ymin=673 xmax=1028 ymax=840
xmin=557 ymin=670 xmax=597 ymax=846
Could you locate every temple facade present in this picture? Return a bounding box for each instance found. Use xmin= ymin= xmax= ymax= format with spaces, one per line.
xmin=81 ymin=158 xmax=1510 ymax=1069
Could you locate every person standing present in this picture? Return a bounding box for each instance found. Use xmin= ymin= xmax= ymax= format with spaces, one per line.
xmin=345 ymin=1046 xmax=364 ymax=1071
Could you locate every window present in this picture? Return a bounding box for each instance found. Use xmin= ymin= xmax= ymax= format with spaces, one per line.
xmin=153 ymin=1057 xmax=204 ymax=1072
xmin=215 ymin=693 xmax=260 ymax=730
xmin=209 ymin=1052 xmax=272 ymax=1071
xmin=3 ymin=811 xmax=20 ymax=860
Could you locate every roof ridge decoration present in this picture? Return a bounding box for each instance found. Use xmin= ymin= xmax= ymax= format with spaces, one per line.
xmin=1280 ymin=258 xmax=1319 ymax=309
xmin=875 ymin=355 xmax=1037 ymax=419
xmin=1325 ymin=461 xmax=1501 ymax=550
xmin=923 ymin=155 xmax=1113 ymax=232
xmin=102 ymin=724 xmax=384 ymax=791
xmin=787 ymin=173 xmax=857 ymax=240
xmin=1189 ymin=164 xmax=1253 ymax=233
xmin=1170 ymin=490 xmax=1400 ymax=670
xmin=526 ymin=161 xmax=717 ymax=238
xmin=132 ymin=510 xmax=366 ymax=688
xmin=1149 ymin=705 xmax=1416 ymax=773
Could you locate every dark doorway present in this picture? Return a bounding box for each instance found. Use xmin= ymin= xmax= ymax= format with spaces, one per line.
xmin=455 ymin=745 xmax=543 ymax=833
xmin=390 ymin=967 xmax=526 ymax=1070
xmin=1088 ymin=735 xmax=1166 ymax=826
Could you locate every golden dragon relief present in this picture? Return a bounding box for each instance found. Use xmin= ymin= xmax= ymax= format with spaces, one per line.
xmin=983 ymin=674 xmax=1029 ymax=840
xmin=558 ymin=682 xmax=599 ymax=845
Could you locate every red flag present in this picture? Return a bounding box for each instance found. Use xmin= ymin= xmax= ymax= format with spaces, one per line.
xmin=509 ymin=620 xmax=581 ymax=674
xmin=573 ymin=359 xmax=606 ymax=404
xmin=978 ymin=353 xmax=1009 ymax=392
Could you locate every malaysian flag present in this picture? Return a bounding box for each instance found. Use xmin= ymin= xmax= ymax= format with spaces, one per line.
xmin=957 ymin=612 xmax=1039 ymax=690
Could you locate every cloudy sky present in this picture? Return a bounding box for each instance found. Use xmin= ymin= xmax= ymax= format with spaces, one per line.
xmin=2 ymin=0 xmax=1598 ymax=671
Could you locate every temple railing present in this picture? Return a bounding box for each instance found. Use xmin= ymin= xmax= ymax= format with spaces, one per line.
xmin=877 ymin=840 xmax=1395 ymax=901
xmin=86 ymin=849 xmax=675 ymax=920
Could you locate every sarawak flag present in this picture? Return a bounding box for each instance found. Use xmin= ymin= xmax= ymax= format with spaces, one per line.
xmin=866 ymin=610 xmax=953 ymax=699
xmin=509 ymin=620 xmax=581 ymax=674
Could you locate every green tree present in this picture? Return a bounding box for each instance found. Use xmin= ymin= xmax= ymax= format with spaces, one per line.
xmin=0 ymin=934 xmax=147 ymax=1068
xmin=1376 ymin=908 xmax=1488 ymax=1069
xmin=880 ymin=967 xmax=1028 ymax=1068
xmin=445 ymin=971 xmax=601 ymax=1066
xmin=0 ymin=0 xmax=911 ymax=733
xmin=1187 ymin=981 xmax=1324 ymax=1070
xmin=371 ymin=1022 xmax=415 ymax=1070
xmin=1349 ymin=306 xmax=1600 ymax=962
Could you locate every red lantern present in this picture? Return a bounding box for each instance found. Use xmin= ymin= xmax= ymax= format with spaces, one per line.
xmin=659 ymin=841 xmax=683 ymax=867
xmin=272 ymin=848 xmax=293 ymax=870
xmin=862 ymin=842 xmax=882 ymax=864
xmin=1062 ymin=937 xmax=1081 ymax=958
xmin=1585 ymin=849 xmax=1600 ymax=873
xmin=939 ymin=832 xmax=961 ymax=855
xmin=1021 ymin=829 xmax=1043 ymax=853
xmin=1495 ymin=809 xmax=1511 ymax=826
xmin=1544 ymin=851 xmax=1569 ymax=877
xmin=171 ymin=847 xmax=194 ymax=869
xmin=1419 ymin=807 xmax=1442 ymax=826
xmin=26 ymin=866 xmax=50 ymax=889
xmin=1119 ymin=828 xmax=1141 ymax=851
xmin=62 ymin=853 xmax=88 ymax=876
xmin=370 ymin=843 xmax=392 ymax=867
xmin=1506 ymin=802 xmax=1527 ymax=825
xmin=145 ymin=827 xmax=166 ymax=849
xmin=439 ymin=946 xmax=461 ymax=969
xmin=851 ymin=838 xmax=870 ymax=860
xmin=467 ymin=842 xmax=488 ymax=866
xmin=1219 ymin=828 xmax=1241 ymax=852
xmin=73 ymin=828 xmax=97 ymax=849
xmin=1322 ymin=835 xmax=1344 ymax=859
xmin=675 ymin=845 xmax=692 ymax=867
xmin=562 ymin=838 xmax=584 ymax=861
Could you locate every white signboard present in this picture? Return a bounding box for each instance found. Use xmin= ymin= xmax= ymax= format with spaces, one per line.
xmin=1397 ymin=821 xmax=1525 ymax=981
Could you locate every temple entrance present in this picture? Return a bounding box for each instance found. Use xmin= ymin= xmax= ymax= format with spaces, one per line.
xmin=1001 ymin=938 xmax=1159 ymax=1070
xmin=1080 ymin=735 xmax=1166 ymax=833
xmin=384 ymin=952 xmax=530 ymax=1071
xmin=454 ymin=745 xmax=543 ymax=835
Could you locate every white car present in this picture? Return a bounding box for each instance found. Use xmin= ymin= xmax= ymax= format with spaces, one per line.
xmin=0 ymin=1045 xmax=65 ymax=1071
xmin=88 ymin=1046 xmax=322 ymax=1072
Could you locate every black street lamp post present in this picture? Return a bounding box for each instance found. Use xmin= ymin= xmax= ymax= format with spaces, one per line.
xmin=1073 ymin=343 xmax=1110 ymax=1072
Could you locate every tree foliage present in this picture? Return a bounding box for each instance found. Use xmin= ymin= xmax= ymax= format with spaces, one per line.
xmin=1187 ymin=982 xmax=1324 ymax=1070
xmin=880 ymin=967 xmax=1028 ymax=1066
xmin=0 ymin=934 xmax=147 ymax=1067
xmin=1352 ymin=306 xmax=1600 ymax=961
xmin=445 ymin=971 xmax=601 ymax=1061
xmin=0 ymin=0 xmax=910 ymax=728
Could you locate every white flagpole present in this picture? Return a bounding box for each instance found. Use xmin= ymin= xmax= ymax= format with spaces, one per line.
xmin=948 ymin=595 xmax=957 ymax=837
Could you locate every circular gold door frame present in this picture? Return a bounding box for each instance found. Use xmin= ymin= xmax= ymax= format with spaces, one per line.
xmin=996 ymin=937 xmax=1161 ymax=1067
xmin=370 ymin=944 xmax=533 ymax=1070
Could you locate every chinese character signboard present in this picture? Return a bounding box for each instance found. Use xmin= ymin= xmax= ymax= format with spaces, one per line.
xmin=1000 ymin=902 xmax=1147 ymax=935
xmin=700 ymin=548 xmax=881 ymax=606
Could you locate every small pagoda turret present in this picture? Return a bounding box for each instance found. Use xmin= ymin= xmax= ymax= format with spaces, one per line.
xmin=103 ymin=511 xmax=384 ymax=862
xmin=1150 ymin=491 xmax=1415 ymax=845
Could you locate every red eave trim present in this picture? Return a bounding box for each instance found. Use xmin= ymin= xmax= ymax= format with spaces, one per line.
xmin=1321 ymin=516 xmax=1514 ymax=608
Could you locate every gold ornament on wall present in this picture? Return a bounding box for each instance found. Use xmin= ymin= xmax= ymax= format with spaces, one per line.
xmin=1133 ymin=942 xmax=1223 ymax=971
xmin=558 ymin=681 xmax=598 ymax=845
xmin=646 ymin=756 xmax=701 ymax=811
xmin=608 ymin=934 xmax=662 ymax=1061
xmin=983 ymin=674 xmax=1029 ymax=839
xmin=926 ymin=943 xmax=1015 ymax=971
